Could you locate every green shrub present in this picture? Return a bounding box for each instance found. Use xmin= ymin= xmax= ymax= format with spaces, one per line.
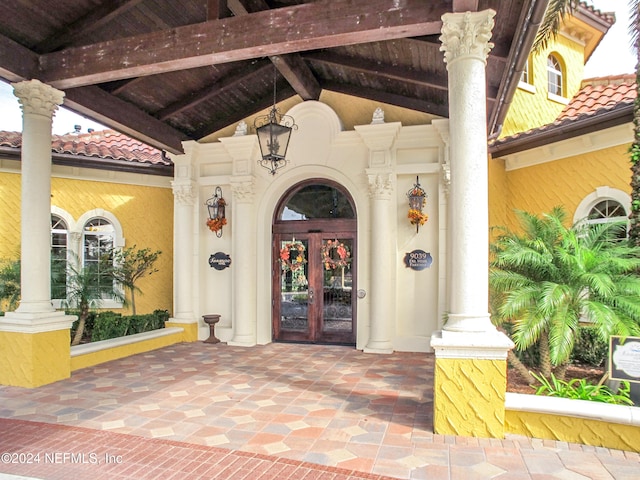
xmin=531 ymin=372 xmax=632 ymax=405
xmin=571 ymin=326 xmax=608 ymax=367
xmin=90 ymin=310 xmax=166 ymax=342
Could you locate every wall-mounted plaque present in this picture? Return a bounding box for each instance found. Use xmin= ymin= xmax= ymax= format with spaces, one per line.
xmin=609 ymin=336 xmax=640 ymax=383
xmin=209 ymin=252 xmax=231 ymax=270
xmin=403 ymin=250 xmax=432 ymax=271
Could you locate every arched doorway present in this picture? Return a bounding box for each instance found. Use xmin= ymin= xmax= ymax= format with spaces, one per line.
xmin=272 ymin=180 xmax=357 ymax=344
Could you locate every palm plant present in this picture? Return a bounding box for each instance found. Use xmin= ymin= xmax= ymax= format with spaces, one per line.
xmin=65 ymin=256 xmax=125 ymax=346
xmin=490 ymin=207 xmax=640 ymax=381
xmin=0 ymin=258 xmax=20 ymax=311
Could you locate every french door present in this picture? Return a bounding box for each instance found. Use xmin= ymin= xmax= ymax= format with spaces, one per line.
xmin=273 ymin=231 xmax=356 ymax=344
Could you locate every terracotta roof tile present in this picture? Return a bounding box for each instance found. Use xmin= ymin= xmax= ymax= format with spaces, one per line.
xmin=0 ymin=129 xmax=170 ymax=166
xmin=492 ymin=75 xmax=636 ymax=149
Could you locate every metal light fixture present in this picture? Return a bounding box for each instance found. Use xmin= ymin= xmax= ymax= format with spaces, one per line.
xmin=254 ymin=66 xmax=297 ymax=175
xmin=205 ymin=186 xmax=226 ymax=238
xmin=407 ymin=176 xmax=428 ymax=233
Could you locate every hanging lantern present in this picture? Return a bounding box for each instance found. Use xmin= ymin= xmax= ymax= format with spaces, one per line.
xmin=254 ymin=66 xmax=297 ymax=175
xmin=407 ymin=176 xmax=428 ymax=233
xmin=205 ymin=186 xmax=226 ymax=238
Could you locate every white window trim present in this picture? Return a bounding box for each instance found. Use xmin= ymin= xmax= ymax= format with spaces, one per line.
xmin=53 ymin=208 xmax=126 ymax=309
xmin=518 ymin=81 xmax=536 ymax=94
xmin=574 ymin=187 xmax=630 ymax=225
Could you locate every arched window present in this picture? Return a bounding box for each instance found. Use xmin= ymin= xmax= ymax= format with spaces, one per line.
xmin=83 ymin=218 xmax=115 ymax=299
xmin=51 ymin=215 xmax=68 ymax=300
xmin=587 ymin=199 xmax=627 ymax=224
xmin=278 ymin=183 xmax=356 ymax=221
xmin=547 ymin=54 xmax=563 ymax=97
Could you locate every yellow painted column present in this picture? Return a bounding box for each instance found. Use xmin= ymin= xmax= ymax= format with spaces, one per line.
xmin=0 ymin=80 xmax=76 ymax=388
xmin=433 ymin=355 xmax=508 ymax=437
xmin=0 ymin=313 xmax=74 ymax=388
xmin=431 ymin=10 xmax=514 ymax=438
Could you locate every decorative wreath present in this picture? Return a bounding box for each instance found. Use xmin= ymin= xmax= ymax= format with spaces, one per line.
xmin=408 ymin=209 xmax=428 ymax=226
xmin=321 ymin=239 xmax=351 ymax=270
xmin=206 ymin=217 xmax=227 ymax=233
xmin=280 ymin=241 xmax=307 ymax=272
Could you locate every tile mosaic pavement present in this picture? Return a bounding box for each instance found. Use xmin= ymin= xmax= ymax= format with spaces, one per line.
xmin=0 ymin=342 xmax=638 ymax=479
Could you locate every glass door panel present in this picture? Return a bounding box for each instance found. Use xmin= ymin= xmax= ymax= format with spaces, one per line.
xmin=320 ymin=238 xmax=353 ymax=338
xmin=278 ymin=238 xmax=310 ymax=334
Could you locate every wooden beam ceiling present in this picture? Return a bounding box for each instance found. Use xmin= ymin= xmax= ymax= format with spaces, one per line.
xmin=39 ymin=0 xmax=449 ymax=88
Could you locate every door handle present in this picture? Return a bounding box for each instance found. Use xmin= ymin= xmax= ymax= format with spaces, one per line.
xmin=308 ymin=288 xmax=314 ymax=304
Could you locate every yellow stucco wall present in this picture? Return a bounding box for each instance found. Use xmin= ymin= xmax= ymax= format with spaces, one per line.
xmin=492 ymin=145 xmax=631 ymax=232
xmin=434 ymin=358 xmax=507 ymax=438
xmin=501 ymin=34 xmax=585 ymax=138
xmin=0 ymin=171 xmax=173 ymax=315
xmin=0 ymin=329 xmax=70 ymax=387
xmin=0 ymin=172 xmax=21 ymax=260
xmin=506 ymin=410 xmax=640 ymax=453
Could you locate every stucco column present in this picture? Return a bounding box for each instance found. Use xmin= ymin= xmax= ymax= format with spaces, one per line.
xmin=355 ymin=120 xmax=401 ymax=354
xmin=167 ymin=152 xmax=199 ymax=341
xmin=0 ymin=80 xmax=75 ymax=388
xmin=228 ymin=177 xmax=257 ymax=346
xmin=364 ymin=170 xmax=395 ymax=353
xmin=430 ymin=10 xmax=514 ymax=438
xmin=14 ymin=80 xmax=63 ymax=313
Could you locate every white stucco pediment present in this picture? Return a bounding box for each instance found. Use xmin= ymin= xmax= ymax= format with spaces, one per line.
xmin=284 ymin=101 xmax=343 ymax=168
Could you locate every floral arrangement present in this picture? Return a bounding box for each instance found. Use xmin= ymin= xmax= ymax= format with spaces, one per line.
xmin=206 ymin=217 xmax=227 ymax=233
xmin=408 ymin=209 xmax=428 ymax=226
xmin=280 ymin=241 xmax=307 ymax=272
xmin=321 ymin=239 xmax=351 ymax=270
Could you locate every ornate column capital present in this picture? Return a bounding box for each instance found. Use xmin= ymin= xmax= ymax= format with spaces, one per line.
xmin=12 ymin=79 xmax=64 ymax=118
xmin=439 ymin=9 xmax=496 ymax=67
xmin=366 ymin=169 xmax=393 ymax=200
xmin=171 ymin=180 xmax=195 ymax=206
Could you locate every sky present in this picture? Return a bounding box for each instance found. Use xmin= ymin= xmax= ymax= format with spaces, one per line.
xmin=0 ymin=0 xmax=636 ymax=134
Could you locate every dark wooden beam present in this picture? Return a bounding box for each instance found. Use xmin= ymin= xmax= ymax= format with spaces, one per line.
xmin=190 ymin=84 xmax=296 ymax=139
xmin=0 ymin=33 xmax=39 ymax=82
xmin=207 ymin=0 xmax=223 ymax=20
xmin=227 ymin=0 xmax=321 ymax=101
xmin=63 ymin=86 xmax=187 ymax=154
xmin=452 ymin=0 xmax=479 ymax=12
xmin=269 ymin=55 xmax=321 ymax=101
xmin=156 ymin=62 xmax=273 ymax=121
xmin=305 ymin=51 xmax=449 ymax=92
xmin=323 ymin=81 xmax=450 ymax=118
xmin=39 ymin=0 xmax=448 ymax=88
xmin=35 ymin=0 xmax=145 ymax=53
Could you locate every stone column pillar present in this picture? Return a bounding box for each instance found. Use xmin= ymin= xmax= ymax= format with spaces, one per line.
xmin=166 ymin=151 xmax=199 ymax=341
xmin=0 ymin=80 xmax=75 ymax=388
xmin=430 ymin=10 xmax=514 ymax=438
xmin=15 ymin=80 xmax=63 ymax=313
xmin=364 ymin=170 xmax=394 ymax=353
xmin=228 ymin=177 xmax=257 ymax=346
xmin=355 ymin=120 xmax=401 ymax=354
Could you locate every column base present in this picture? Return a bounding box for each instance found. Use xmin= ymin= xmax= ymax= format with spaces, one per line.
xmin=430 ymin=329 xmax=514 ymax=438
xmin=363 ymin=340 xmax=394 ymax=354
xmin=227 ymin=333 xmax=257 ymax=347
xmin=0 ymin=311 xmax=76 ymax=388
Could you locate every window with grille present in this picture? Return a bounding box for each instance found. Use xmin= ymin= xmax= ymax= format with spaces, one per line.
xmin=51 ymin=215 xmax=68 ymax=300
xmin=83 ymin=218 xmax=115 ymax=298
xmin=547 ymin=54 xmax=563 ymax=97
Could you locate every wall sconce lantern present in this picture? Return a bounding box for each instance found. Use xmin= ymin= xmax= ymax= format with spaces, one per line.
xmin=205 ymin=186 xmax=226 ymax=238
xmin=254 ymin=67 xmax=297 ymax=175
xmin=407 ymin=176 xmax=428 ymax=233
